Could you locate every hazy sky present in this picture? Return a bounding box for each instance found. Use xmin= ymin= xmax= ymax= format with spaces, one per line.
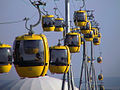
xmin=0 ymin=0 xmax=120 ymax=80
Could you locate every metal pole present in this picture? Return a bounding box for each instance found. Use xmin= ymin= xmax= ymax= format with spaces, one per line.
xmin=67 ymin=70 xmax=71 ymax=90
xmin=91 ymin=41 xmax=98 ymax=90
xmin=65 ymin=0 xmax=71 ymax=90
xmin=62 ymin=73 xmax=67 ymax=90
xmin=65 ymin=0 xmax=70 ymax=34
xmin=84 ymin=41 xmax=88 ymax=90
xmin=70 ymin=64 xmax=75 ymax=90
xmin=91 ymin=41 xmax=94 ymax=90
xmin=79 ymin=58 xmax=84 ymax=90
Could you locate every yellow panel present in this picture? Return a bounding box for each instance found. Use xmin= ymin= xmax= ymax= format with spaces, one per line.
xmin=16 ymin=34 xmax=42 ymax=40
xmin=54 ymin=27 xmax=64 ymax=32
xmin=40 ymin=34 xmax=49 ymax=76
xmin=81 ymin=30 xmax=91 ymax=34
xmin=50 ymin=45 xmax=67 ymax=50
xmin=0 ymin=64 xmax=12 ymax=73
xmin=42 ymin=15 xmax=54 ymax=18
xmin=49 ymin=65 xmax=69 ymax=74
xmin=69 ymin=46 xmax=80 ymax=53
xmin=15 ymin=65 xmax=44 ymax=78
xmin=43 ymin=27 xmax=55 ymax=31
xmin=0 ymin=44 xmax=11 ymax=48
xmin=85 ymin=38 xmax=93 ymax=41
xmin=55 ymin=18 xmax=64 ymax=21
xmin=77 ymin=22 xmax=87 ymax=27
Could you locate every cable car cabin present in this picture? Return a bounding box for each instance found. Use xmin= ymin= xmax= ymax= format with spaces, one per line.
xmin=0 ymin=43 xmax=12 ymax=73
xmin=87 ymin=56 xmax=91 ymax=63
xmin=99 ymin=85 xmax=105 ymax=90
xmin=74 ymin=10 xmax=87 ymax=27
xmin=49 ymin=45 xmax=70 ymax=74
xmin=42 ymin=15 xmax=55 ymax=31
xmin=93 ymin=37 xmax=100 ymax=45
xmin=13 ymin=34 xmax=49 ymax=78
xmin=65 ymin=32 xmax=81 ymax=53
xmin=98 ymin=32 xmax=102 ymax=38
xmin=84 ymin=31 xmax=94 ymax=41
xmin=81 ymin=36 xmax=84 ymax=45
xmin=91 ymin=27 xmax=98 ymax=37
xmin=81 ymin=20 xmax=91 ymax=34
xmin=98 ymin=74 xmax=103 ymax=81
xmin=54 ymin=18 xmax=64 ymax=32
xmin=97 ymin=57 xmax=102 ymax=63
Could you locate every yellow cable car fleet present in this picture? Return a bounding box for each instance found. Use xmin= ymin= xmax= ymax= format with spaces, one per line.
xmin=0 ymin=1 xmax=104 ymax=89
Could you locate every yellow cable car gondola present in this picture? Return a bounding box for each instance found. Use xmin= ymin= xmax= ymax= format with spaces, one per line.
xmin=65 ymin=32 xmax=81 ymax=53
xmin=81 ymin=20 xmax=91 ymax=34
xmin=93 ymin=37 xmax=100 ymax=45
xmin=13 ymin=33 xmax=49 ymax=78
xmin=99 ymin=85 xmax=105 ymax=90
xmin=98 ymin=73 xmax=103 ymax=81
xmin=42 ymin=15 xmax=55 ymax=31
xmin=49 ymin=45 xmax=70 ymax=74
xmin=91 ymin=27 xmax=98 ymax=37
xmin=0 ymin=43 xmax=12 ymax=73
xmin=84 ymin=30 xmax=94 ymax=41
xmin=97 ymin=56 xmax=102 ymax=63
xmin=87 ymin=56 xmax=91 ymax=63
xmin=54 ymin=18 xmax=64 ymax=32
xmin=74 ymin=10 xmax=87 ymax=27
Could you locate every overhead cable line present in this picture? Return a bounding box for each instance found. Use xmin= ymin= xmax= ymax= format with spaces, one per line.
xmin=54 ymin=0 xmax=64 ymax=18
xmin=0 ymin=19 xmax=25 ymax=24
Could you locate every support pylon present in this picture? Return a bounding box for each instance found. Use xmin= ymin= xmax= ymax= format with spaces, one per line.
xmin=79 ymin=40 xmax=91 ymax=90
xmin=89 ymin=41 xmax=98 ymax=90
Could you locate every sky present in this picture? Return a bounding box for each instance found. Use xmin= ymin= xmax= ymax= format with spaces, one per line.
xmin=0 ymin=0 xmax=120 ymax=80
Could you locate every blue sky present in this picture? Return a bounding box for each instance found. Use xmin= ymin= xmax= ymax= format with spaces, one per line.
xmin=0 ymin=0 xmax=120 ymax=80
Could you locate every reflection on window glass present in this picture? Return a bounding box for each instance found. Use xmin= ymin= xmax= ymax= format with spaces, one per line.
xmin=43 ymin=17 xmax=54 ymax=27
xmin=65 ymin=35 xmax=79 ymax=46
xmin=84 ymin=33 xmax=93 ymax=38
xmin=55 ymin=20 xmax=64 ymax=27
xmin=0 ymin=48 xmax=12 ymax=62
xmin=24 ymin=40 xmax=39 ymax=49
xmin=23 ymin=40 xmax=44 ymax=61
xmin=50 ymin=49 xmax=67 ymax=65
xmin=76 ymin=12 xmax=85 ymax=21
